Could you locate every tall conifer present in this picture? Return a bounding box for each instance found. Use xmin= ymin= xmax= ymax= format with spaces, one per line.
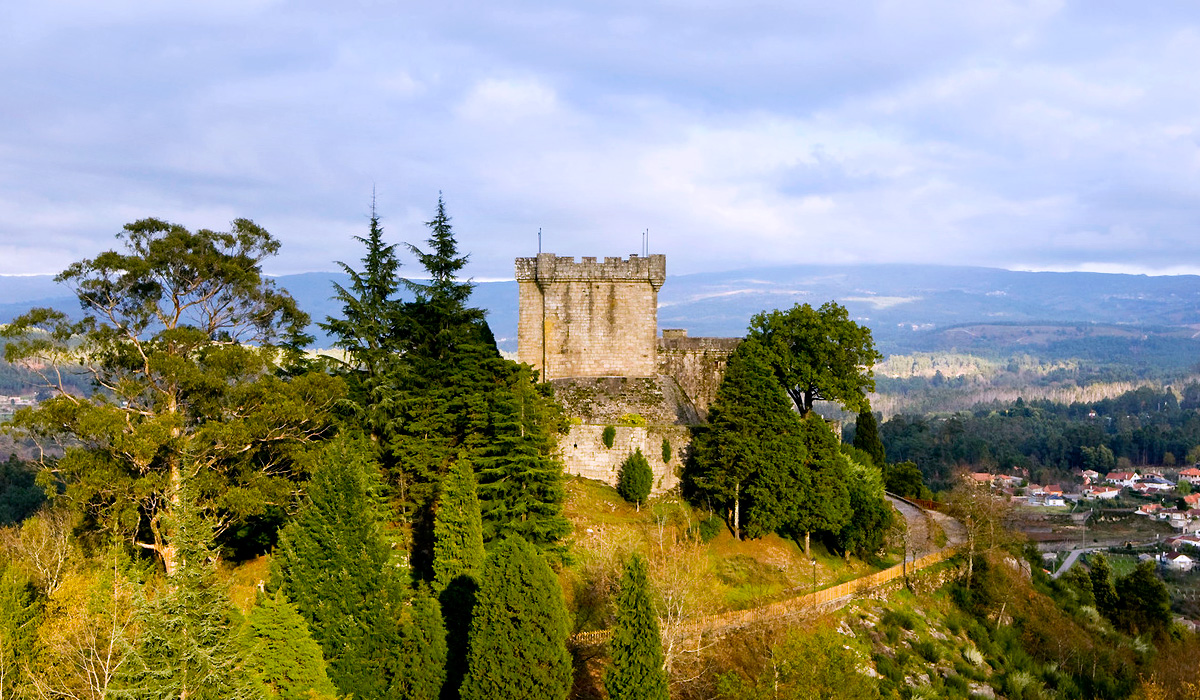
xmin=460 ymin=535 xmax=571 ymax=700
xmin=852 ymin=407 xmax=886 ymax=468
xmin=394 ymin=590 xmax=448 ymax=700
xmin=617 ymin=448 xmax=653 ymax=509
xmin=432 ymin=455 xmax=486 ymax=593
xmin=271 ymin=435 xmax=404 ymax=699
xmin=604 ymin=554 xmax=669 ymax=700
xmin=241 ymin=589 xmax=338 ymax=700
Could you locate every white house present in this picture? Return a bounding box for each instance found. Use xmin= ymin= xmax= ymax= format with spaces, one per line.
xmin=1164 ymin=552 xmax=1195 ymax=571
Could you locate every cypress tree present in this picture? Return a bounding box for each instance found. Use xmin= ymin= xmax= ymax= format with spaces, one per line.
xmin=432 ymin=455 xmax=486 ymax=593
xmin=604 ymin=554 xmax=669 ymax=700
xmin=0 ymin=563 xmax=40 ymax=700
xmin=394 ymin=589 xmax=448 ymax=700
xmin=791 ymin=412 xmax=851 ymax=557
xmin=271 ymin=435 xmax=405 ymax=699
xmin=852 ymin=407 xmax=885 ymax=468
xmin=835 ymin=452 xmax=891 ymax=559
xmin=241 ymin=589 xmax=339 ymax=700
xmin=1089 ymin=554 xmax=1119 ymax=618
xmin=617 ymin=448 xmax=653 ymax=509
xmin=460 ymin=535 xmax=572 ymax=700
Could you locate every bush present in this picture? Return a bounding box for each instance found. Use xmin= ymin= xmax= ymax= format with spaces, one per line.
xmin=602 ymin=426 xmax=616 ymax=449
xmin=882 ymin=609 xmax=917 ymax=630
xmin=617 ymin=413 xmax=646 ymax=427
xmin=873 ymin=653 xmax=904 ymax=684
xmin=661 ymin=438 xmax=671 ymax=464
xmin=617 ymin=449 xmax=653 ymax=507
xmin=696 ymin=515 xmax=724 ymax=543
xmin=912 ymin=639 xmax=940 ymax=663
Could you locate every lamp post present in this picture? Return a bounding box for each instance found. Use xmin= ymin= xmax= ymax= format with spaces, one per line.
xmin=811 ymin=558 xmax=817 ymax=597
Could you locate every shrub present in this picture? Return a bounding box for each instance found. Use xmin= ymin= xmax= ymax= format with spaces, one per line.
xmin=661 ymin=438 xmax=671 ymax=464
xmin=602 ymin=426 xmax=616 ymax=449
xmin=617 ymin=449 xmax=653 ymax=508
xmin=617 ymin=413 xmax=646 ymax=427
xmin=696 ymin=515 xmax=724 ymax=543
xmin=882 ymin=609 xmax=917 ymax=630
xmin=913 ymin=639 xmax=940 ymax=663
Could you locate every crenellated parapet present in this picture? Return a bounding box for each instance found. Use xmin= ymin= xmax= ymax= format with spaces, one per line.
xmin=515 ymin=253 xmax=666 ymax=290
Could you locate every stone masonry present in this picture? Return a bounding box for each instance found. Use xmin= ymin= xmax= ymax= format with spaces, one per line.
xmin=516 ymin=253 xmax=666 ymax=380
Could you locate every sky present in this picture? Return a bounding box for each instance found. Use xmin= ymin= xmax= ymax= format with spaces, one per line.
xmin=3 ymin=1 xmax=1200 ymax=280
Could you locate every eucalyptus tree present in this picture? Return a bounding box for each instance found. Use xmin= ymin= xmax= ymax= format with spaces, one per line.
xmin=1 ymin=218 xmax=342 ymax=573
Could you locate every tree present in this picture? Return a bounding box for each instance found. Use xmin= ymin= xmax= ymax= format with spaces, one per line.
xmin=946 ymin=476 xmax=1013 ymax=588
xmin=394 ymin=590 xmax=448 ymax=700
xmin=460 ymin=535 xmax=571 ymax=700
xmin=271 ymin=435 xmax=405 ymax=699
xmin=1088 ymin=553 xmax=1118 ymax=617
xmin=241 ymin=588 xmax=339 ymax=700
xmin=0 ymin=562 xmax=39 ymax=699
xmin=432 ymin=455 xmax=486 ymax=594
xmin=852 ymin=408 xmax=885 ymax=468
xmin=747 ymin=301 xmax=881 ymax=416
xmin=130 ymin=483 xmax=258 ymax=699
xmin=688 ymin=338 xmax=806 ymax=540
xmin=836 ymin=452 xmax=892 ymax=559
xmin=715 ymin=629 xmax=879 ymax=700
xmin=1 ymin=218 xmax=342 ymax=573
xmin=321 ymin=198 xmax=407 ymax=444
xmin=617 ymin=448 xmax=653 ymax=509
xmin=790 ymin=413 xmax=850 ymax=557
xmin=883 ymin=461 xmax=926 ymax=499
xmin=1114 ymin=560 xmax=1171 ymax=637
xmin=604 ymin=554 xmax=669 ymax=700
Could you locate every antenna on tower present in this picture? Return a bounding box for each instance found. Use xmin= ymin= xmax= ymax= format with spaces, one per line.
xmin=538 ymin=227 xmax=542 ymax=254
xmin=644 ymin=228 xmax=649 ymax=256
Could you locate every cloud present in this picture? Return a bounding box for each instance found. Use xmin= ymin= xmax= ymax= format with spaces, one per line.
xmin=2 ymin=1 xmax=1200 ymax=279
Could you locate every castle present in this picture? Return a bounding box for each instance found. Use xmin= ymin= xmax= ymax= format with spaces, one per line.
xmin=515 ymin=253 xmax=740 ymax=492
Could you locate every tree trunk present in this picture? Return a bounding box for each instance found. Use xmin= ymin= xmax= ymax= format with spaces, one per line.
xmin=733 ymin=482 xmax=741 ymax=540
xmin=804 ymin=531 xmax=811 ymax=558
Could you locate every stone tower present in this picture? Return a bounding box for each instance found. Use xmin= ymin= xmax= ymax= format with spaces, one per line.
xmin=515 ymin=253 xmax=666 ymax=380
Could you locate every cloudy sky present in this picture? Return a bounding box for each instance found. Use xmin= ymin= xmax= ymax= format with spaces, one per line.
xmin=3 ymin=1 xmax=1200 ymax=279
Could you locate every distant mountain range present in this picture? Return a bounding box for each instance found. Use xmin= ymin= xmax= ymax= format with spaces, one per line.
xmin=4 ymin=265 xmax=1199 ymax=364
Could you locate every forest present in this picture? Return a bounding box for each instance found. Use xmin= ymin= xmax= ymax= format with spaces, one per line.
xmin=0 ymin=201 xmax=1197 ymax=700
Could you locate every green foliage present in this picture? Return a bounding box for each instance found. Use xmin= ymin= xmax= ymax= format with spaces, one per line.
xmin=789 ymin=413 xmax=851 ymax=548
xmin=271 ymin=435 xmax=405 ymax=699
xmin=661 ymin=438 xmax=672 ymax=464
xmin=747 ymin=301 xmax=882 ymax=416
xmin=1113 ymin=560 xmax=1172 ymax=637
xmin=696 ymin=514 xmax=725 ymax=543
xmin=836 ymin=452 xmax=892 ymax=558
xmin=0 ymin=217 xmax=341 ymax=566
xmin=716 ymin=628 xmax=879 ymax=700
xmin=617 ymin=448 xmax=653 ymax=507
xmin=602 ymin=425 xmax=616 ymax=449
xmin=432 ymin=456 xmax=486 ymax=594
xmin=604 ymin=554 xmax=668 ymax=700
xmin=852 ymin=408 xmax=886 ymax=467
xmin=394 ymin=589 xmax=448 ymax=700
xmin=130 ymin=485 xmax=258 ymax=699
xmin=241 ymin=588 xmax=338 ymax=700
xmin=0 ymin=561 xmax=40 ymax=699
xmin=688 ymin=338 xmax=807 ymax=539
xmin=461 ymin=535 xmax=571 ymax=700
xmin=882 ymin=460 xmax=926 ymax=499
xmin=617 ymin=413 xmax=646 ymax=427
xmin=0 ymin=453 xmax=44 ymax=526
xmin=1088 ymin=554 xmax=1119 ymax=618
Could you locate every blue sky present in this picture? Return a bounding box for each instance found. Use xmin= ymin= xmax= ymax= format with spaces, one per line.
xmin=3 ymin=1 xmax=1200 ymax=279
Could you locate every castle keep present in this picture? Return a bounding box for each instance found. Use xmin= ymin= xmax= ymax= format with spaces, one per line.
xmin=516 ymin=253 xmax=666 ymax=380
xmin=516 ymin=253 xmax=739 ymax=493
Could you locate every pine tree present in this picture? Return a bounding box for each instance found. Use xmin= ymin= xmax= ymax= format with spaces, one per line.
xmin=131 ymin=482 xmax=258 ymax=699
xmin=604 ymin=554 xmax=668 ymax=700
xmin=271 ymin=435 xmax=405 ymax=699
xmin=852 ymin=407 xmax=886 ymax=468
xmin=393 ymin=590 xmax=448 ymax=700
xmin=460 ymin=535 xmax=572 ymax=700
xmin=241 ymin=589 xmax=338 ymax=700
xmin=432 ymin=455 xmax=487 ymax=593
xmin=617 ymin=448 xmax=653 ymax=509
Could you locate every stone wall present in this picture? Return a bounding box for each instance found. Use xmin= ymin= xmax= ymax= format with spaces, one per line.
xmin=516 ymin=253 xmax=666 ymax=380
xmin=656 ymin=332 xmax=741 ymax=420
xmin=559 ymin=423 xmax=691 ymax=494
